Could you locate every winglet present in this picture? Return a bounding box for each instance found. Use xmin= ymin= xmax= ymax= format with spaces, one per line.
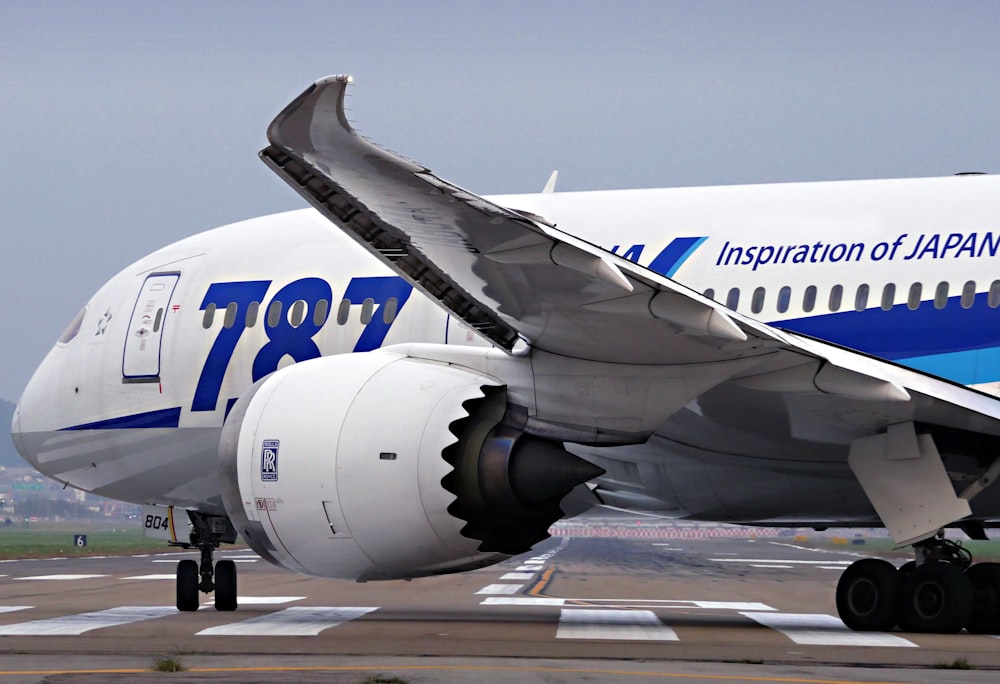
xmin=542 ymin=170 xmax=558 ymax=194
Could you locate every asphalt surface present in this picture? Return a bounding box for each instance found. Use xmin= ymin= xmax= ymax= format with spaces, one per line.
xmin=0 ymin=530 xmax=996 ymax=682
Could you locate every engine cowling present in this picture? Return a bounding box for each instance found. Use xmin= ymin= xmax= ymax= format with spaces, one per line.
xmin=219 ymin=350 xmax=602 ymax=580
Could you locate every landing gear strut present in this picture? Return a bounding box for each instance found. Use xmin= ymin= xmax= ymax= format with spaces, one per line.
xmin=172 ymin=512 xmax=238 ymax=612
xmin=836 ymin=532 xmax=1000 ymax=634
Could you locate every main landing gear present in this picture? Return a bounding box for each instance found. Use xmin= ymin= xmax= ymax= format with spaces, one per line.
xmin=836 ymin=533 xmax=1000 ymax=634
xmin=172 ymin=512 xmax=239 ymax=612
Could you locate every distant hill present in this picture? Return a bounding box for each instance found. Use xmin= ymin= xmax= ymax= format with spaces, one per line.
xmin=0 ymin=400 xmax=26 ymax=468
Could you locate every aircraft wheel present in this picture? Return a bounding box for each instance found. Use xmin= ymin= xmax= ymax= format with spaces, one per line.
xmin=835 ymin=558 xmax=900 ymax=631
xmin=897 ymin=560 xmax=915 ymax=582
xmin=899 ymin=561 xmax=973 ymax=633
xmin=176 ymin=559 xmax=199 ymax=612
xmin=214 ymin=559 xmax=238 ymax=612
xmin=966 ymin=562 xmax=1000 ymax=634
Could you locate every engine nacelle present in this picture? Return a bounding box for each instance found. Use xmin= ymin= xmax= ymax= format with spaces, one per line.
xmin=219 ymin=350 xmax=602 ymax=580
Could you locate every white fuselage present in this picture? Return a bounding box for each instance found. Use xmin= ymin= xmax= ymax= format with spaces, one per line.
xmin=13 ymin=175 xmax=1000 ymax=523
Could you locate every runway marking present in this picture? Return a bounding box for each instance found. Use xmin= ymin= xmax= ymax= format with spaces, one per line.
xmin=481 ymin=597 xmax=775 ymax=611
xmin=476 ymin=584 xmax=524 ymax=595
xmin=515 ymin=565 xmax=539 ymax=571
xmin=203 ymin=596 xmax=305 ymax=605
xmin=0 ymin=606 xmax=175 ymax=635
xmin=14 ymin=574 xmax=107 ymax=581
xmin=817 ymin=566 xmax=848 ymax=570
xmin=750 ymin=564 xmax=793 ymax=569
xmin=481 ymin=597 xmax=567 ymax=606
xmin=196 ymin=606 xmax=377 ymax=636
xmin=522 ymin=559 xmax=545 ymax=564
xmin=122 ymin=574 xmax=175 ymax=580
xmin=0 ymin=607 xmax=31 ymax=614
xmin=557 ymin=608 xmax=679 ymax=641
xmin=710 ymin=559 xmax=852 ymax=565
xmin=500 ymin=572 xmax=537 ymax=580
xmin=741 ymin=612 xmax=918 ymax=647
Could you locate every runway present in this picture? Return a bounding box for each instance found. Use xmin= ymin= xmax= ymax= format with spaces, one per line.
xmin=0 ymin=531 xmax=997 ymax=682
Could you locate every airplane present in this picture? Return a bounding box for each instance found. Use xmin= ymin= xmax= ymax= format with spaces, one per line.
xmin=11 ymin=75 xmax=1000 ymax=635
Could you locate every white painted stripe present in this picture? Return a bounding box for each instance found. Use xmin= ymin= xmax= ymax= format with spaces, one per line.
xmin=480 ymin=597 xmax=566 ymax=606
xmin=0 ymin=606 xmax=175 ymax=635
xmin=196 ymin=606 xmax=376 ymax=636
xmin=229 ymin=559 xmax=258 ymax=563
xmin=710 ymin=559 xmax=852 ymax=565
xmin=818 ymin=565 xmax=849 ymax=570
xmin=122 ymin=574 xmax=175 ymax=580
xmin=216 ymin=555 xmax=260 ymax=559
xmin=750 ymin=564 xmax=793 ymax=569
xmin=522 ymin=560 xmax=545 ymax=564
xmin=741 ymin=612 xmax=918 ymax=647
xmin=0 ymin=607 xmax=31 ymax=614
xmin=557 ymin=609 xmax=678 ymax=641
xmin=500 ymin=572 xmax=536 ymax=580
xmin=203 ymin=596 xmax=305 ymax=606
xmin=692 ymin=601 xmax=776 ymax=611
xmin=14 ymin=574 xmax=107 ymax=581
xmin=475 ymin=584 xmax=524 ymax=595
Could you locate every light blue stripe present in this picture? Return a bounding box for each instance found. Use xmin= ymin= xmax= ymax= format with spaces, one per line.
xmin=897 ymin=347 xmax=1000 ymax=386
xmin=663 ymin=236 xmax=708 ymax=277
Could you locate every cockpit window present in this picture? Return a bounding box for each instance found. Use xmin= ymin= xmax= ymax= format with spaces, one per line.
xmin=58 ymin=306 xmax=87 ymax=344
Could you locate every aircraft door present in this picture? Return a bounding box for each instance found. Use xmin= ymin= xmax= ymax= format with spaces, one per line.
xmin=123 ymin=272 xmax=180 ymax=382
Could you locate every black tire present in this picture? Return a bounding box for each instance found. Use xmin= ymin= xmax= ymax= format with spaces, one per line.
xmin=176 ymin=559 xmax=199 ymax=612
xmin=898 ymin=560 xmax=915 ymax=582
xmin=966 ymin=562 xmax=1000 ymax=634
xmin=899 ymin=561 xmax=974 ymax=633
xmin=214 ymin=559 xmax=238 ymax=612
xmin=836 ymin=558 xmax=900 ymax=631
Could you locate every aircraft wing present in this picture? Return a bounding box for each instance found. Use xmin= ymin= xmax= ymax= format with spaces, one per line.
xmin=260 ymin=76 xmax=1000 ymax=541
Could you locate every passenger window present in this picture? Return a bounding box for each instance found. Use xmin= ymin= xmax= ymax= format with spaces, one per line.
xmin=336 ymin=299 xmax=351 ymax=325
xmin=360 ymin=298 xmax=375 ymax=325
xmin=289 ymin=300 xmax=306 ymax=327
xmin=223 ymin=302 xmax=238 ymax=329
xmin=313 ymin=299 xmax=330 ymax=326
xmin=382 ymin=297 xmax=399 ymax=324
xmin=751 ymin=287 xmax=765 ymax=314
xmin=267 ymin=301 xmax=283 ymax=328
xmin=934 ymin=282 xmax=949 ymax=310
xmin=704 ymin=288 xmax=715 ymax=301
xmin=908 ymin=283 xmax=922 ymax=310
xmin=854 ymin=284 xmax=869 ymax=312
xmin=990 ymin=281 xmax=1000 ymax=308
xmin=881 ymin=283 xmax=895 ymax=311
xmin=802 ymin=285 xmax=817 ymax=313
xmin=776 ymin=286 xmax=791 ymax=313
xmin=961 ymin=281 xmax=976 ymax=309
xmin=202 ymin=304 xmax=216 ymax=329
xmin=829 ymin=285 xmax=843 ymax=312
xmin=726 ymin=288 xmax=740 ymax=310
xmin=245 ymin=301 xmax=259 ymax=328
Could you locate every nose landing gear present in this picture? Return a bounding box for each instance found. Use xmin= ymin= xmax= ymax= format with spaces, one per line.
xmin=836 ymin=533 xmax=1000 ymax=634
xmin=172 ymin=512 xmax=239 ymax=612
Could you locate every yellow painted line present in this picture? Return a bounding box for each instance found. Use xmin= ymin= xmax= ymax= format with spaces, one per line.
xmin=0 ymin=663 xmax=917 ymax=683
xmin=528 ymin=565 xmax=555 ymax=596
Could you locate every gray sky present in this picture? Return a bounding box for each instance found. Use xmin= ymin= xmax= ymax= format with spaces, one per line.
xmin=3 ymin=1 xmax=1000 ymax=400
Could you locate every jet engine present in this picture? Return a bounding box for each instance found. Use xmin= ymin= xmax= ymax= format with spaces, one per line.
xmin=219 ymin=350 xmax=602 ymax=580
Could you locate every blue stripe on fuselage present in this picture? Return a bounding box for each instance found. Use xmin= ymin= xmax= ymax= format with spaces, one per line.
xmin=777 ymin=292 xmax=1000 ymax=385
xmin=61 ymin=407 xmax=181 ymax=431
